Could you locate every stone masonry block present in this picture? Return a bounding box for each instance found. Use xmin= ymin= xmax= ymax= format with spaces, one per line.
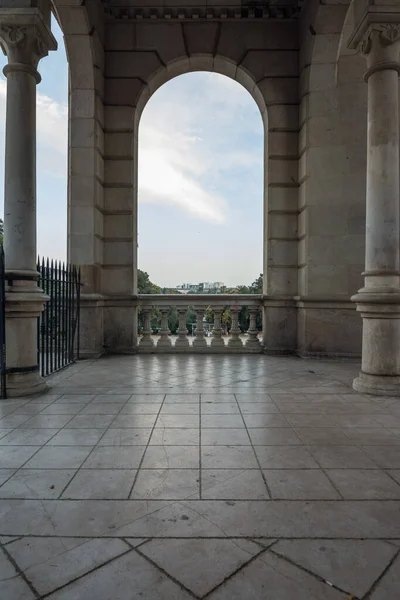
xmin=105 ymin=52 xmax=162 ymax=79
xmin=135 ymin=23 xmax=187 ymax=64
xmin=242 ymin=50 xmax=298 ymax=81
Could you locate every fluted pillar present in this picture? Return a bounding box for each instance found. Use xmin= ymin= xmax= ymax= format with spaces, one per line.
xmin=228 ymin=307 xmax=243 ymax=350
xmin=157 ymin=307 xmax=172 ymax=350
xmin=0 ymin=13 xmax=56 ymax=396
xmin=192 ymin=307 xmax=207 ymax=350
xmin=349 ymin=19 xmax=400 ymax=395
xmin=175 ymin=308 xmax=189 ymax=350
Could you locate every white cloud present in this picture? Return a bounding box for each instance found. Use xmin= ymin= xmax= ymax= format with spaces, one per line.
xmin=0 ymin=78 xmax=68 ymax=179
xmin=0 ymin=72 xmax=261 ymax=228
xmin=138 ymin=72 xmax=262 ymax=224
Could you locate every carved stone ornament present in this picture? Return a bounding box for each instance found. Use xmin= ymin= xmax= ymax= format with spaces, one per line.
xmin=0 ymin=23 xmax=48 ymax=68
xmin=360 ymin=23 xmax=400 ymax=55
xmin=380 ymin=23 xmax=400 ymax=46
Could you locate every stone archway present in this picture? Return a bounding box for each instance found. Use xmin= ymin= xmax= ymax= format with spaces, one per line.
xmin=101 ymin=20 xmax=300 ymax=355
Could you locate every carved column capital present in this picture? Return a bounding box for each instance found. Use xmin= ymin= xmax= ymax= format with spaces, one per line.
xmin=0 ymin=13 xmax=57 ymax=82
xmin=348 ymin=13 xmax=400 ymax=79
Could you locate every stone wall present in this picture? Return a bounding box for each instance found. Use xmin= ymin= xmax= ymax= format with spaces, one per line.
xmin=56 ymin=1 xmax=367 ymax=357
xmin=297 ymin=0 xmax=365 ymax=357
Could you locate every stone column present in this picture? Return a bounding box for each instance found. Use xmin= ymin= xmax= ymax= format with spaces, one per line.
xmin=228 ymin=307 xmax=243 ymax=351
xmin=192 ymin=307 xmax=207 ymax=350
xmin=210 ymin=308 xmax=225 ymax=350
xmin=175 ymin=308 xmax=189 ymax=350
xmin=0 ymin=15 xmax=56 ymax=396
xmin=246 ymin=308 xmax=262 ymax=352
xmin=349 ymin=20 xmax=400 ymax=395
xmin=138 ymin=308 xmax=154 ymax=352
xmin=157 ymin=307 xmax=172 ymax=350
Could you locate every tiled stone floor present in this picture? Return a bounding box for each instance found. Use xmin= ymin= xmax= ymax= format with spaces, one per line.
xmin=1 ymin=354 xmax=400 ymax=599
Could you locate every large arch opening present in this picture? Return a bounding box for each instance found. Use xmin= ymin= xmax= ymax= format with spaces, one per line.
xmin=137 ymin=71 xmax=265 ymax=295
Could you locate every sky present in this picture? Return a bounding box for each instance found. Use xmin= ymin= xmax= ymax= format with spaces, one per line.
xmin=0 ymin=16 xmax=263 ymax=288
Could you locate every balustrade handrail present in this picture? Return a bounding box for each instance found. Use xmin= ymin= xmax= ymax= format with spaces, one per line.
xmin=138 ymin=293 xmax=262 ymax=307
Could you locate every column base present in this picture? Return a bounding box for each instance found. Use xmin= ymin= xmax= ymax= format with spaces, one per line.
xmin=353 ymin=371 xmax=400 ymax=396
xmin=192 ymin=337 xmax=207 ymax=349
xmin=6 ymin=370 xmax=48 ymax=397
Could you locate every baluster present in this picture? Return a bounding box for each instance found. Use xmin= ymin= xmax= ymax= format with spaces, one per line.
xmin=246 ymin=307 xmax=262 ymax=352
xmin=211 ymin=307 xmax=225 ymax=350
xmin=228 ymin=306 xmax=243 ymax=350
xmin=175 ymin=307 xmax=189 ymax=350
xmin=157 ymin=307 xmax=172 ymax=350
xmin=139 ymin=307 xmax=155 ymax=352
xmin=192 ymin=307 xmax=207 ymax=350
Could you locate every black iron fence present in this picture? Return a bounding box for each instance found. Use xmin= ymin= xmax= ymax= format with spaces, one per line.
xmin=37 ymin=259 xmax=81 ymax=377
xmin=0 ymin=246 xmax=5 ymax=398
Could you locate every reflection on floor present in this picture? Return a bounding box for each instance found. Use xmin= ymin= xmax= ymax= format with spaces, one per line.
xmin=1 ymin=355 xmax=400 ymax=599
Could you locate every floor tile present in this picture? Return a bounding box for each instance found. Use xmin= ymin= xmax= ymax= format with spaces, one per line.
xmin=360 ymin=446 xmax=400 ymax=468
xmin=326 ymin=469 xmax=400 ymax=499
xmin=308 ymin=445 xmax=378 ymax=468
xmin=0 ymin=446 xmax=39 ymax=468
xmin=0 ymin=549 xmax=35 ymax=600
xmin=79 ymin=404 xmax=123 ymax=415
xmin=131 ymin=469 xmax=199 ymax=499
xmin=284 ymin=414 xmax=336 ymax=427
xmin=23 ymin=446 xmax=92 ymax=469
xmin=39 ymin=403 xmax=88 ymax=414
xmin=159 ymin=404 xmax=198 ymax=415
xmin=248 ymin=428 xmax=301 ymax=445
xmin=264 ymin=469 xmax=340 ymax=499
xmin=83 ymin=447 xmax=146 ymax=469
xmin=254 ymin=446 xmax=319 ymax=469
xmin=127 ymin=394 xmax=165 ymax=403
xmin=201 ymin=428 xmax=250 ymax=446
xmin=165 ymin=394 xmax=199 ymax=402
xmin=294 ymin=427 xmax=352 ymax=445
xmin=240 ymin=403 xmax=281 ymax=414
xmin=370 ymin=554 xmax=400 ymax=600
xmin=0 ymin=469 xmax=15 ymax=485
xmin=202 ymin=403 xmax=240 ymax=414
xmin=66 ymin=415 xmax=116 ymax=429
xmin=202 ymin=446 xmax=258 ymax=469
xmin=273 ymin=539 xmax=397 ymax=598
xmin=0 ymin=414 xmax=35 ymax=428
xmin=345 ymin=428 xmax=400 ymax=445
xmin=140 ymin=538 xmax=260 ymax=597
xmin=0 ymin=469 xmax=75 ymax=499
xmin=142 ymin=446 xmax=199 ymax=468
xmin=201 ymin=394 xmax=236 ymax=402
xmin=98 ymin=428 xmax=152 ymax=446
xmin=91 ymin=395 xmax=131 ymax=403
xmin=46 ymin=429 xmax=106 ymax=446
xmin=61 ymin=469 xmax=136 ymax=499
xmin=208 ymin=551 xmax=345 ymax=600
xmin=45 ymin=547 xmax=193 ymax=600
xmin=201 ymin=415 xmax=244 ymax=428
xmin=19 ymin=415 xmax=74 ymax=429
xmin=0 ymin=429 xmax=14 ymax=440
xmin=201 ymin=469 xmax=269 ymax=499
xmin=149 ymin=428 xmax=199 ymax=445
xmin=7 ymin=537 xmax=129 ymax=597
xmin=156 ymin=414 xmax=199 ymax=428
xmin=111 ymin=415 xmax=158 ymax=428
xmin=0 ymin=429 xmax=60 ymax=446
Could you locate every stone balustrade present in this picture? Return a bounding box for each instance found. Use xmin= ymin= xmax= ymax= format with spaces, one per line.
xmin=137 ymin=294 xmax=263 ymax=353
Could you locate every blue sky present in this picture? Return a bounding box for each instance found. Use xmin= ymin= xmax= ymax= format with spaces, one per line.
xmin=0 ymin=17 xmax=263 ymax=288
